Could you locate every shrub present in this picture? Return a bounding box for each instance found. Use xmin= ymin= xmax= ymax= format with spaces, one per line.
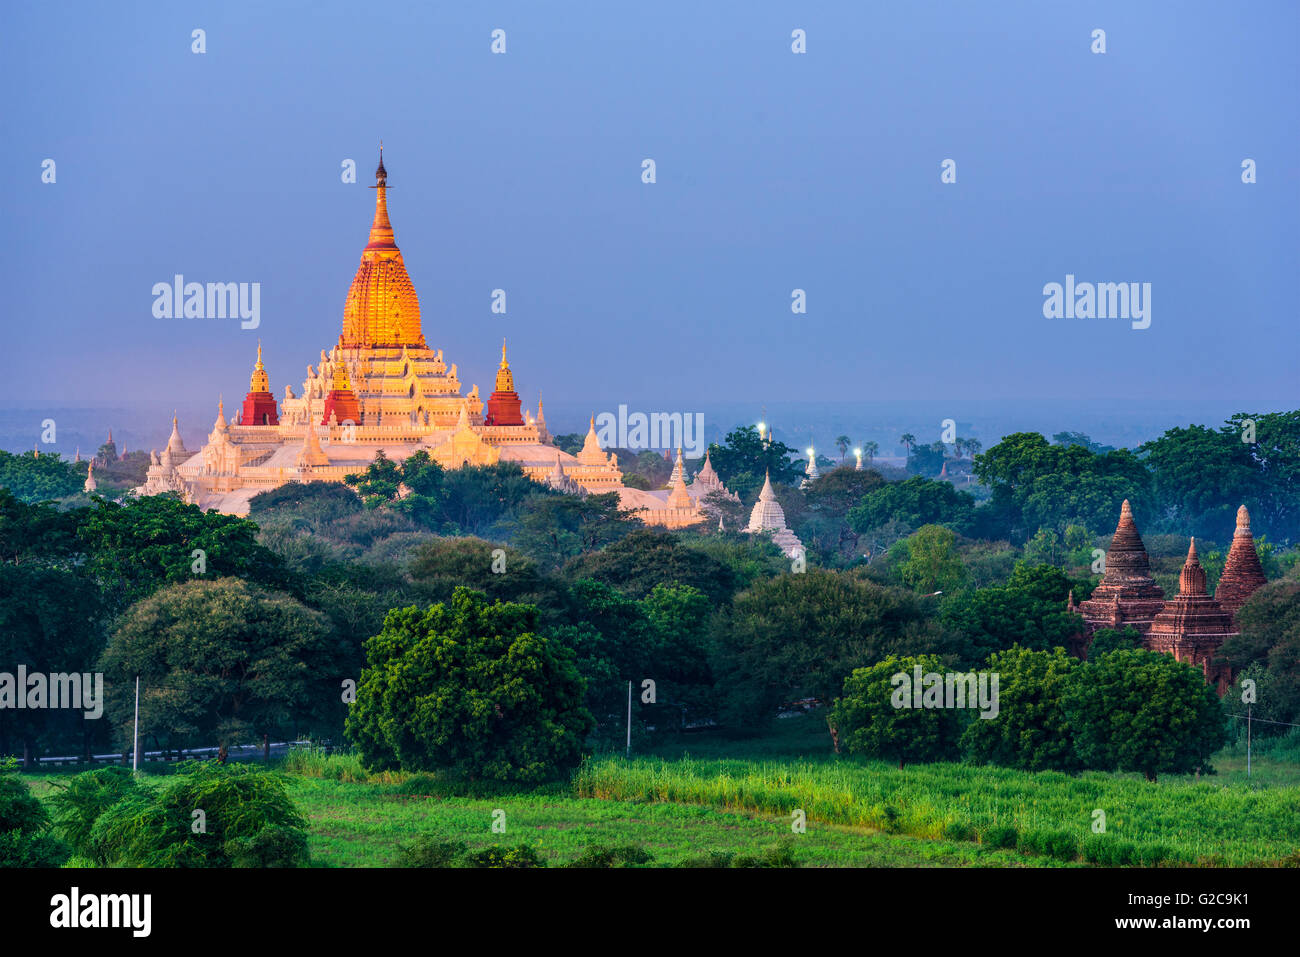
xmin=460 ymin=844 xmax=547 ymax=868
xmin=0 ymin=759 xmax=70 ymax=868
xmin=982 ymin=825 xmax=1018 ymax=849
xmin=90 ymin=762 xmax=308 ymax=868
xmin=942 ymin=822 xmax=976 ymax=842
xmin=1082 ymin=834 xmax=1137 ymax=866
xmin=677 ymin=843 xmax=797 ymax=868
xmin=225 ymin=825 xmax=310 ymax=868
xmin=0 ymin=830 xmax=71 ymax=868
xmin=0 ymin=770 xmax=50 ymax=835
xmin=566 ymin=844 xmax=655 ymax=868
xmin=1018 ymin=829 xmax=1078 ymax=861
xmin=397 ymin=837 xmax=468 ymax=868
xmin=47 ymin=767 xmax=141 ymax=862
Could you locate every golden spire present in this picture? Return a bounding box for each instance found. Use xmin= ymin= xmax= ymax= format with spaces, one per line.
xmin=249 ymin=340 xmax=270 ymax=393
xmin=340 ymin=146 xmax=424 ymax=349
xmin=495 ymin=338 xmax=515 ymax=393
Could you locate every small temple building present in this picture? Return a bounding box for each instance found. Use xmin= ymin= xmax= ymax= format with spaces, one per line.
xmin=745 ymin=470 xmax=804 ymax=558
xmin=613 ymin=448 xmax=743 ymax=529
xmin=1145 ymin=539 xmax=1237 ymax=695
xmin=137 ymin=150 xmax=624 ymax=514
xmin=1076 ymin=499 xmax=1167 ymax=634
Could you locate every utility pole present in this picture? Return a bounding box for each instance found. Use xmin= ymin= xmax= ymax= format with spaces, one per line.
xmin=132 ymin=676 xmax=140 ymax=774
xmin=626 ymin=680 xmax=632 ymax=759
xmin=1247 ymin=702 xmax=1252 ymax=778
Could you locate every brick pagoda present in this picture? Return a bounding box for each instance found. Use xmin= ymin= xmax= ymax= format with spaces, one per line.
xmin=1076 ymin=499 xmax=1167 ymax=636
xmin=1146 ymin=539 xmax=1238 ymax=695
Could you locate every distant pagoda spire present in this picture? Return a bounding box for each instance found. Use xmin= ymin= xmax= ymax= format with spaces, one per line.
xmin=1215 ymin=505 xmax=1268 ymax=618
xmin=666 ymin=448 xmax=693 ymax=509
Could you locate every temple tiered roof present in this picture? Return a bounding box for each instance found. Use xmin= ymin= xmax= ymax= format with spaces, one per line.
xmin=1215 ymin=505 xmax=1268 ymax=618
xmin=1076 ymin=499 xmax=1167 ymax=634
xmin=1146 ymin=538 xmax=1237 ymax=694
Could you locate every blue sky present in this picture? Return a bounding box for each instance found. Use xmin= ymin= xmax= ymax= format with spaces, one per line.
xmin=3 ymin=0 xmax=1296 ymax=412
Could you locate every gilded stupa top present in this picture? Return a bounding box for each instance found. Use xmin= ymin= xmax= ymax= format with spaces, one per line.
xmin=340 ymin=146 xmax=425 ymax=349
xmin=249 ymin=341 xmax=270 ymax=393
xmin=495 ymin=339 xmax=515 ymax=393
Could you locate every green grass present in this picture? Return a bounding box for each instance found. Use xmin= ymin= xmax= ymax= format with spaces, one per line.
xmin=23 ymin=719 xmax=1300 ymax=867
xmin=573 ymin=751 xmax=1300 ymax=866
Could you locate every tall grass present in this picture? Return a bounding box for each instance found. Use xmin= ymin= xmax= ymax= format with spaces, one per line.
xmin=574 ymin=755 xmax=1300 ymax=866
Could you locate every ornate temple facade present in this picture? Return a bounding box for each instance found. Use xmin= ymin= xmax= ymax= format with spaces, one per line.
xmin=138 ymin=152 xmax=622 ymax=514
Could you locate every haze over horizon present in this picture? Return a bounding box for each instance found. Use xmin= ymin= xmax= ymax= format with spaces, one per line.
xmin=4 ymin=1 xmax=1296 ymax=418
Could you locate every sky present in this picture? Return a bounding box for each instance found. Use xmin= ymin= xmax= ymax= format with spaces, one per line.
xmin=3 ymin=1 xmax=1297 ymax=424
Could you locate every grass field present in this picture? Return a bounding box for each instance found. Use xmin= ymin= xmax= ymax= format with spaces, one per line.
xmin=23 ymin=716 xmax=1300 ymax=867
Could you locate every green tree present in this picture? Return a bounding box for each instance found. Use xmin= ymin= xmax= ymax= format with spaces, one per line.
xmin=78 ymin=495 xmax=298 ymax=611
xmin=510 ymin=491 xmax=640 ymax=570
xmin=961 ymin=646 xmax=1081 ymax=770
xmin=847 ymin=475 xmax=976 ymax=536
xmin=346 ymin=587 xmax=592 ymax=782
xmin=706 ymin=425 xmax=802 ymax=498
xmin=889 ymin=524 xmax=967 ymax=594
xmin=940 ymin=562 xmax=1092 ymax=667
xmin=562 ymin=528 xmax=738 ymax=606
xmin=828 ymin=655 xmax=962 ymax=767
xmin=1063 ymin=649 xmax=1227 ymax=781
xmin=711 ymin=569 xmax=945 ymax=727
xmin=1218 ymin=580 xmax=1300 ymax=730
xmin=0 ymin=562 xmax=108 ymax=765
xmin=0 ymin=449 xmax=83 ymax=502
xmin=344 ymin=449 xmax=403 ymax=506
xmin=1086 ymin=626 xmax=1143 ymax=661
xmin=100 ymin=578 xmax=342 ymax=757
xmin=835 ymin=435 xmax=851 ymax=463
xmin=973 ymin=432 xmax=1151 ymax=541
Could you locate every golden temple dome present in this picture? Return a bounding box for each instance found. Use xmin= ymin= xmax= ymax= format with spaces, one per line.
xmin=340 ymin=146 xmax=425 ymax=349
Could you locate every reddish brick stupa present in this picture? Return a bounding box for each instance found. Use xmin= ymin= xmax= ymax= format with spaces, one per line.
xmin=483 ymin=339 xmax=524 ymax=427
xmin=1146 ymin=538 xmax=1237 ymax=695
xmin=240 ymin=342 xmax=279 ymax=426
xmin=1077 ymin=499 xmax=1167 ymax=636
xmin=321 ymin=358 xmax=361 ymax=426
xmin=1214 ymin=505 xmax=1268 ymax=619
